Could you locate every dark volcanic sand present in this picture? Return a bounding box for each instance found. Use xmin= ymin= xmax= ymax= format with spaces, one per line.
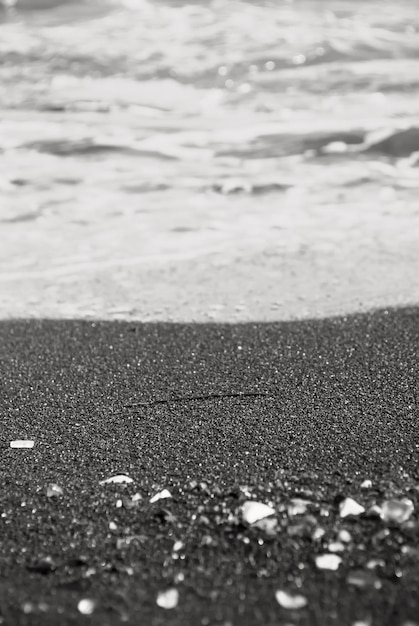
xmin=0 ymin=308 xmax=418 ymax=625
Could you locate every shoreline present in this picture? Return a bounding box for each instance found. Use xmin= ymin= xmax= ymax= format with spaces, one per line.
xmin=2 ymin=239 xmax=419 ymax=322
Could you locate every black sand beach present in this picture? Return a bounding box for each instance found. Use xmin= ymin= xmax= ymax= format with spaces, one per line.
xmin=1 ymin=307 xmax=419 ymax=625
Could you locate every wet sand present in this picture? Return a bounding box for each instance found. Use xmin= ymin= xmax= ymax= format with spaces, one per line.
xmin=2 ymin=184 xmax=419 ymax=322
xmin=1 ymin=307 xmax=418 ymax=625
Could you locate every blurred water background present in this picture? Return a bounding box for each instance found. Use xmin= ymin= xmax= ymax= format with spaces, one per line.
xmin=1 ymin=0 xmax=418 ymax=319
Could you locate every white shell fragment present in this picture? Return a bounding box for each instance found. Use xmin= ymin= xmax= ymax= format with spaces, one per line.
xmin=338 ymin=529 xmax=352 ymax=543
xmin=241 ymin=501 xmax=275 ymax=525
xmin=77 ymin=599 xmax=96 ymax=615
xmin=99 ymin=475 xmax=133 ymax=485
xmin=312 ymin=527 xmax=326 ymax=541
xmin=275 ymin=590 xmax=308 ymax=610
xmin=10 ymin=440 xmax=34 ymax=449
xmin=360 ymin=479 xmax=372 ymax=489
xmin=328 ymin=541 xmax=345 ymax=553
xmin=380 ymin=498 xmax=414 ymax=524
xmin=156 ymin=588 xmax=179 ymax=609
xmin=339 ymin=497 xmax=365 ymax=518
xmin=150 ymin=489 xmax=172 ymax=503
xmin=46 ymin=483 xmax=63 ymax=498
xmin=315 ymin=554 xmax=342 ymax=571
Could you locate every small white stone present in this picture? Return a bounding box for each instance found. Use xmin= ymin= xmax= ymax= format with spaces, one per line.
xmin=10 ymin=440 xmax=34 ymax=449
xmin=46 ymin=483 xmax=63 ymax=498
xmin=338 ymin=529 xmax=352 ymax=543
xmin=275 ymin=590 xmax=308 ymax=610
xmin=99 ymin=475 xmax=133 ymax=485
xmin=312 ymin=527 xmax=326 ymax=541
xmin=380 ymin=498 xmax=414 ymax=524
xmin=150 ymin=489 xmax=172 ymax=503
xmin=339 ymin=497 xmax=365 ymax=518
xmin=22 ymin=602 xmax=35 ymax=614
xmin=109 ymin=521 xmax=117 ymax=531
xmin=241 ymin=501 xmax=275 ymax=525
xmin=315 ymin=554 xmax=342 ymax=571
xmin=366 ymin=558 xmax=385 ymax=570
xmin=360 ymin=479 xmax=372 ymax=489
xmin=77 ymin=599 xmax=96 ymax=615
xmin=328 ymin=541 xmax=345 ymax=553
xmin=156 ymin=588 xmax=179 ymax=609
xmin=173 ymin=540 xmax=184 ymax=552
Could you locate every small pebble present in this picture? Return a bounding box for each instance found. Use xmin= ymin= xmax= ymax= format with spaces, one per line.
xmin=156 ymin=588 xmax=179 ymax=609
xmin=339 ymin=497 xmax=365 ymax=518
xmin=99 ymin=475 xmax=133 ymax=485
xmin=315 ymin=554 xmax=342 ymax=571
xmin=10 ymin=440 xmax=34 ymax=449
xmin=366 ymin=559 xmax=385 ymax=570
xmin=150 ymin=489 xmax=172 ymax=503
xmin=360 ymin=479 xmax=372 ymax=489
xmin=380 ymin=498 xmax=414 ymax=524
xmin=241 ymin=501 xmax=275 ymax=525
xmin=275 ymin=590 xmax=308 ymax=610
xmin=21 ymin=602 xmax=35 ymax=614
xmin=312 ymin=527 xmax=326 ymax=541
xmin=77 ymin=599 xmax=96 ymax=615
xmin=328 ymin=541 xmax=345 ymax=553
xmin=46 ymin=483 xmax=63 ymax=498
xmin=338 ymin=529 xmax=352 ymax=543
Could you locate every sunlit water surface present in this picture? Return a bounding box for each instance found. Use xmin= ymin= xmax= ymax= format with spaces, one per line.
xmin=1 ymin=0 xmax=418 ymax=318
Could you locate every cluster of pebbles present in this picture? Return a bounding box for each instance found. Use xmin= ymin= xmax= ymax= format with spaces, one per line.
xmin=7 ymin=456 xmax=419 ymax=625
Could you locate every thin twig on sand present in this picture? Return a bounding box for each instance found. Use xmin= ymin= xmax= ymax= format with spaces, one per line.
xmin=115 ymin=391 xmax=269 ymax=414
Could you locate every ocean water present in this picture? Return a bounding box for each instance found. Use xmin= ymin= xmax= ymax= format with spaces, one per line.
xmin=1 ymin=0 xmax=418 ymax=318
